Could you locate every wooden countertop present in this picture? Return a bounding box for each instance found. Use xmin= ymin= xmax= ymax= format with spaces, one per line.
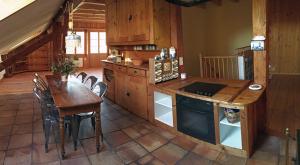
xmin=101 ymin=60 xmax=149 ymax=70
xmin=152 ymin=77 xmax=265 ymax=106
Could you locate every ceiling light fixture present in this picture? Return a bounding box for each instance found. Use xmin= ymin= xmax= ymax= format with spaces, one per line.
xmin=65 ymin=2 xmax=81 ymax=50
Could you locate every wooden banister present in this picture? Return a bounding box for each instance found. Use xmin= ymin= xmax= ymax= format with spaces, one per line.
xmin=199 ymin=46 xmax=254 ymax=80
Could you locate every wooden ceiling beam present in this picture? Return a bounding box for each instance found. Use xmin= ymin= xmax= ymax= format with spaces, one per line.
xmin=83 ymin=0 xmax=105 ymax=4
xmin=73 ymin=9 xmax=105 ymax=14
xmin=73 ymin=16 xmax=105 ymax=20
xmin=73 ymin=13 xmax=105 ymax=17
xmin=73 ymin=19 xmax=105 ymax=23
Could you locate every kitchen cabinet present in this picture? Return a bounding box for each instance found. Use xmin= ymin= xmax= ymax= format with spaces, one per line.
xmin=102 ymin=61 xmax=149 ymax=119
xmin=126 ymin=73 xmax=148 ymax=119
xmin=114 ymin=65 xmax=128 ymax=109
xmin=106 ymin=0 xmax=171 ymax=48
xmin=106 ymin=0 xmax=118 ymax=43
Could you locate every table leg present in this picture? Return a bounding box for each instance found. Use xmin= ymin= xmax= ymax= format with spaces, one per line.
xmin=95 ymin=109 xmax=100 ymax=152
xmin=60 ymin=117 xmax=65 ymax=159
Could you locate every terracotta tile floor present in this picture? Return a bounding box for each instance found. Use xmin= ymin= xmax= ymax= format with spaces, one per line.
xmin=0 ymin=93 xmax=297 ymax=165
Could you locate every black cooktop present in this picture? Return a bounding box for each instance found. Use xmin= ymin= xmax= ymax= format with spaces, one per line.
xmin=180 ymin=82 xmax=226 ymax=97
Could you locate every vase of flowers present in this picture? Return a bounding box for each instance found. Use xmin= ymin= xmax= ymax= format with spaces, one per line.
xmin=51 ymin=58 xmax=76 ymax=81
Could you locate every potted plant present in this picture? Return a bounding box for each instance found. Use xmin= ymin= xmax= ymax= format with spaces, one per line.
xmin=51 ymin=58 xmax=76 ymax=81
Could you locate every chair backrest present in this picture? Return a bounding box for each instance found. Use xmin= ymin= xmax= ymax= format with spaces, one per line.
xmin=92 ymin=81 xmax=107 ymax=98
xmin=34 ymin=73 xmax=48 ymax=90
xmin=33 ymin=87 xmax=50 ymax=115
xmin=84 ymin=75 xmax=98 ymax=90
xmin=33 ymin=78 xmax=47 ymax=91
xmin=76 ymin=72 xmax=88 ymax=83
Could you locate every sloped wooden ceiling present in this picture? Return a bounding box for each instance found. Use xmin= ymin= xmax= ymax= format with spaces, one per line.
xmin=0 ymin=0 xmax=65 ymax=55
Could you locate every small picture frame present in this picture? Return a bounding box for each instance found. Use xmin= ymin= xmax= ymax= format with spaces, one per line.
xmin=251 ymin=36 xmax=265 ymax=51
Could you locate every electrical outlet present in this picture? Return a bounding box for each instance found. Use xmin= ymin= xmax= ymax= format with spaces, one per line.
xmin=179 ymin=57 xmax=183 ymax=66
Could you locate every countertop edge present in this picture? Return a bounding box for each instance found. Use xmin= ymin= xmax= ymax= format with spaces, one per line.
xmin=101 ymin=60 xmax=149 ymax=70
xmin=150 ymin=78 xmax=265 ymax=106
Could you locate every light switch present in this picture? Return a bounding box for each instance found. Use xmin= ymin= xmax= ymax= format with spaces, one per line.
xmin=179 ymin=57 xmax=184 ymax=66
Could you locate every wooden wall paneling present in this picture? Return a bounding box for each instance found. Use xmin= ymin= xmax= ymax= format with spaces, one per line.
xmin=268 ymin=0 xmax=300 ymax=74
xmin=0 ymin=32 xmax=53 ymax=74
xmin=252 ymin=0 xmax=268 ymax=86
xmin=74 ymin=21 xmax=105 ymax=30
xmin=170 ymin=4 xmax=184 ymax=72
xmin=27 ymin=43 xmax=51 ymax=71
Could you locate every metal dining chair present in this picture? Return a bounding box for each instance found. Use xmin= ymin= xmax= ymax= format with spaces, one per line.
xmin=33 ymin=80 xmax=73 ymax=152
xmin=83 ymin=75 xmax=98 ymax=90
xmin=72 ymin=81 xmax=107 ymax=150
xmin=33 ymin=78 xmax=52 ymax=100
xmin=33 ymin=86 xmax=60 ymax=152
xmin=34 ymin=73 xmax=48 ymax=91
xmin=76 ymin=72 xmax=88 ymax=83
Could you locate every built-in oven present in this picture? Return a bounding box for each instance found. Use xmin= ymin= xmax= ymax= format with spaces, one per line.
xmin=176 ymin=94 xmax=216 ymax=144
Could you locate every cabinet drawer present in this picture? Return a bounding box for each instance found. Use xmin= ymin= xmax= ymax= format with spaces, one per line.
xmin=103 ymin=62 xmax=113 ymax=70
xmin=128 ymin=68 xmax=146 ymax=77
xmin=114 ymin=65 xmax=127 ymax=73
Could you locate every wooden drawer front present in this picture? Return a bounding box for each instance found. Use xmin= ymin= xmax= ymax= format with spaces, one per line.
xmin=103 ymin=62 xmax=113 ymax=70
xmin=114 ymin=65 xmax=127 ymax=73
xmin=128 ymin=68 xmax=146 ymax=77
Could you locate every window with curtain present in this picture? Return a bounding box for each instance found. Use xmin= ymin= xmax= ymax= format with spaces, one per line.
xmin=90 ymin=32 xmax=107 ymax=54
xmin=66 ymin=31 xmax=85 ymax=55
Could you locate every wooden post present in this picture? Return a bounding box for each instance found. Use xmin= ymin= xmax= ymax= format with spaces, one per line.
xmin=252 ymin=0 xmax=268 ymax=86
xmin=199 ymin=53 xmax=203 ymax=77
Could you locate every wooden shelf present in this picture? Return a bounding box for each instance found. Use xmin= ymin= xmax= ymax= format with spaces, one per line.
xmin=154 ymin=91 xmax=173 ymax=127
xmin=155 ymin=111 xmax=173 ymax=127
xmin=220 ymin=125 xmax=242 ymax=149
xmin=220 ymin=117 xmax=240 ymax=127
xmin=155 ymin=97 xmax=172 ymax=109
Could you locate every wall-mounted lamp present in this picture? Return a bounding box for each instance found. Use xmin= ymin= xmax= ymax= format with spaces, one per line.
xmin=251 ymin=36 xmax=265 ymax=51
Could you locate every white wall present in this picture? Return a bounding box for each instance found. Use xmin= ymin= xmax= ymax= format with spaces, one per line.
xmin=181 ymin=0 xmax=252 ymax=76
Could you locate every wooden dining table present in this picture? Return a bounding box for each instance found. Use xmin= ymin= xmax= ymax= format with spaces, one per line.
xmin=45 ymin=75 xmax=102 ymax=159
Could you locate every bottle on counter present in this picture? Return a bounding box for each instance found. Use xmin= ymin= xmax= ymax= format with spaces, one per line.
xmin=160 ymin=48 xmax=169 ymax=60
xmin=169 ymin=47 xmax=176 ymax=60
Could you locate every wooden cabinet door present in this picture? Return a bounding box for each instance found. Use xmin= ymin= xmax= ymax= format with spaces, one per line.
xmin=116 ymin=0 xmax=132 ymax=42
xmin=103 ymin=68 xmax=115 ymax=102
xmin=126 ymin=75 xmax=148 ymax=119
xmin=130 ymin=0 xmax=150 ymax=42
xmin=115 ymin=71 xmax=128 ymax=109
xmin=106 ymin=0 xmax=118 ymax=43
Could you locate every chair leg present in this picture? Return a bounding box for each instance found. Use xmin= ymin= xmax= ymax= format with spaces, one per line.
xmin=68 ymin=123 xmax=72 ymax=137
xmin=72 ymin=116 xmax=81 ymax=151
xmin=99 ymin=118 xmax=103 ymax=142
xmin=44 ymin=121 xmax=51 ymax=153
xmin=91 ymin=117 xmax=96 ymax=131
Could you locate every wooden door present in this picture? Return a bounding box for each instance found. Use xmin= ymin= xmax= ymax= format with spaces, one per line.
xmin=130 ymin=0 xmax=150 ymax=41
xmin=126 ymin=75 xmax=148 ymax=119
xmin=106 ymin=0 xmax=118 ymax=43
xmin=115 ymin=71 xmax=128 ymax=109
xmin=116 ymin=0 xmax=132 ymax=42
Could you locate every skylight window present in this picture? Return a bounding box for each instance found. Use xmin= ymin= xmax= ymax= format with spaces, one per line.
xmin=0 ymin=0 xmax=35 ymax=21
